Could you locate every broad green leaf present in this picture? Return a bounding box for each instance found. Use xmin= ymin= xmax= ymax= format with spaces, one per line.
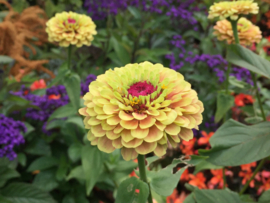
xmin=229 ymin=76 xmax=249 ymax=89
xmin=226 ymin=44 xmax=270 ymax=79
xmin=24 ymin=138 xmax=51 ymax=156
xmin=193 ymin=188 xmax=243 ymax=203
xmin=81 ymin=145 xmax=104 ymax=195
xmin=0 ymin=195 xmax=12 ymax=203
xmin=56 ymin=156 xmax=68 ymax=181
xmin=183 ymin=193 xmax=197 ymax=203
xmin=194 ymin=160 xmax=222 ymax=174
xmin=214 ymin=92 xmax=234 ymax=123
xmin=0 ymin=55 xmax=14 ymax=64
xmin=66 ymin=116 xmax=85 ymax=131
xmin=27 ymin=156 xmax=58 ymax=172
xmin=47 ymin=103 xmax=77 ymax=121
xmin=199 ymin=119 xmax=270 ymax=166
xmin=22 ymin=122 xmax=34 ymax=137
xmin=259 ymin=190 xmax=270 ymax=203
xmin=68 ymin=143 xmax=83 ymax=163
xmin=245 ymin=117 xmax=263 ymax=125
xmin=17 ymin=153 xmax=26 ymax=167
xmin=240 ymin=195 xmax=255 ymax=203
xmin=114 ymin=160 xmax=137 ymax=173
xmin=111 ymin=37 xmax=131 ymax=65
xmin=115 ymin=177 xmax=149 ymax=203
xmin=63 ymin=74 xmax=81 ymax=111
xmin=33 ymin=169 xmax=59 ymax=192
xmin=66 ymin=166 xmax=85 ymax=181
xmin=1 ymin=183 xmax=56 ymax=203
xmin=0 ymin=167 xmax=20 ymax=187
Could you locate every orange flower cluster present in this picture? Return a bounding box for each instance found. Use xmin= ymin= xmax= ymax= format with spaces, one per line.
xmin=0 ymin=0 xmax=54 ymax=81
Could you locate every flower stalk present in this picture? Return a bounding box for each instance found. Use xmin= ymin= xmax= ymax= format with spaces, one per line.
xmin=138 ymin=155 xmax=153 ymax=203
xmin=230 ymin=19 xmax=240 ymax=44
xmin=68 ymin=45 xmax=72 ymax=70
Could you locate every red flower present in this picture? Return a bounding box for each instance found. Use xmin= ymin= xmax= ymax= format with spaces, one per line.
xmin=180 ymin=169 xmax=190 ymax=182
xmin=188 ymin=172 xmax=207 ymax=189
xmin=239 ymin=170 xmax=255 ymax=188
xmin=208 ymin=169 xmax=233 ymax=189
xmin=198 ymin=131 xmax=214 ymax=146
xmin=240 ymin=162 xmax=256 ymax=172
xmin=258 ymin=177 xmax=270 ymax=195
xmin=180 ymin=138 xmax=196 ymax=155
xmin=30 ymin=79 xmax=46 ymax=91
xmin=166 ymin=190 xmax=187 ymax=203
xmin=48 ymin=94 xmax=61 ymax=100
xmin=234 ymin=93 xmax=254 ymax=107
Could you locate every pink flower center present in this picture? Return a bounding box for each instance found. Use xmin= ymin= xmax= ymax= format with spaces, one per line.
xmin=68 ymin=18 xmax=76 ymax=24
xmin=128 ymin=81 xmax=156 ymax=97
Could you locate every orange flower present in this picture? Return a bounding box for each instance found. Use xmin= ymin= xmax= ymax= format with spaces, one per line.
xmin=239 ymin=170 xmax=255 ymax=188
xmin=180 ymin=138 xmax=196 ymax=155
xmin=234 ymin=93 xmax=254 ymax=107
xmin=30 ymin=79 xmax=46 ymax=91
xmin=48 ymin=94 xmax=61 ymax=100
xmin=258 ymin=177 xmax=270 ymax=195
xmin=180 ymin=169 xmax=190 ymax=182
xmin=188 ymin=172 xmax=207 ymax=189
xmin=240 ymin=162 xmax=257 ymax=172
xmin=197 ymin=131 xmax=214 ymax=146
xmin=209 ymin=169 xmax=233 ymax=189
xmin=167 ymin=190 xmax=187 ymax=203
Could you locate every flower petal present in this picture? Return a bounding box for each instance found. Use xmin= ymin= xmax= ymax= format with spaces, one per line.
xmin=120 ymin=119 xmax=138 ymax=130
xmin=139 ymin=116 xmax=156 ymax=129
xmin=122 ymin=138 xmax=143 ymax=148
xmin=132 ymin=112 xmax=147 ymax=120
xmin=97 ymin=136 xmax=115 ymax=153
xmin=144 ymin=125 xmax=164 ymax=142
xmin=119 ymin=111 xmax=134 ymax=121
xmin=112 ymin=137 xmax=123 ymax=149
xmin=135 ymin=141 xmax=157 ymax=155
xmin=103 ymin=104 xmax=119 ymax=115
xmin=131 ymin=127 xmax=149 ymax=139
xmin=114 ymin=124 xmax=124 ymax=134
xmin=106 ymin=130 xmax=121 ymax=140
xmin=107 ymin=115 xmax=121 ymax=125
xmin=165 ymin=123 xmax=181 ymax=135
xmin=121 ymin=129 xmax=134 ymax=142
xmin=179 ymin=128 xmax=193 ymax=141
xmin=154 ymin=144 xmax=167 ymax=157
xmin=91 ymin=124 xmax=106 ymax=137
xmin=160 ymin=110 xmax=177 ymax=125
xmin=79 ymin=107 xmax=89 ymax=116
xmin=121 ymin=148 xmax=138 ymax=161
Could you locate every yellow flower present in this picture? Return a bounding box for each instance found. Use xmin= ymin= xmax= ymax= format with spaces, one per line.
xmin=208 ymin=0 xmax=259 ymax=20
xmin=46 ymin=11 xmax=97 ymax=47
xmin=213 ymin=17 xmax=262 ymax=45
xmin=79 ymin=62 xmax=204 ymax=161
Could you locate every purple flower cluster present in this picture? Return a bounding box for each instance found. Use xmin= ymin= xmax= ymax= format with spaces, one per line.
xmin=12 ymin=74 xmax=97 ymax=135
xmin=166 ymin=35 xmax=252 ymax=84
xmin=0 ymin=114 xmax=26 ymax=160
xmin=84 ymin=0 xmax=199 ymax=27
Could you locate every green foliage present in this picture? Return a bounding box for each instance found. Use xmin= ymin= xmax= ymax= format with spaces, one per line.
xmin=199 ymin=119 xmax=270 ymax=166
xmin=214 ymin=92 xmax=234 ymax=123
xmin=115 ymin=177 xmax=149 ymax=203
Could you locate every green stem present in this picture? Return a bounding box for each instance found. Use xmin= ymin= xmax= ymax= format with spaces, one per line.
xmin=223 ymin=167 xmax=226 ymax=189
xmin=67 ymin=45 xmax=72 ymax=70
xmin=239 ymin=158 xmax=266 ymax=195
xmin=138 ymin=155 xmax=153 ymax=203
xmin=230 ymin=20 xmax=240 ymax=44
xmin=251 ymin=73 xmax=267 ymax=121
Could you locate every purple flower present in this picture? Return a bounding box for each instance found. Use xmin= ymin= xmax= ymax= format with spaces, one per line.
xmin=0 ymin=114 xmax=26 ymax=160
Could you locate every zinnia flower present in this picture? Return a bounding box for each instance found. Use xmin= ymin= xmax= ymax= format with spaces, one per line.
xmin=213 ymin=17 xmax=262 ymax=45
xmin=46 ymin=11 xmax=97 ymax=47
xmin=79 ymin=62 xmax=204 ymax=161
xmin=208 ymin=0 xmax=259 ymax=20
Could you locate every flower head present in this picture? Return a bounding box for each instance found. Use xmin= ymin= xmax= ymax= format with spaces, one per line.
xmin=208 ymin=0 xmax=259 ymax=20
xmin=30 ymin=79 xmax=47 ymax=91
xmin=46 ymin=11 xmax=97 ymax=47
xmin=234 ymin=93 xmax=254 ymax=107
xmin=79 ymin=62 xmax=204 ymax=160
xmin=189 ymin=172 xmax=207 ymax=189
xmin=198 ymin=131 xmax=214 ymax=146
xmin=209 ymin=169 xmax=233 ymax=189
xmin=213 ymin=17 xmax=262 ymax=46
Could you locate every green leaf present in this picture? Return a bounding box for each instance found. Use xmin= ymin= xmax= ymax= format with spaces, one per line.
xmin=0 ymin=167 xmax=20 ymax=187
xmin=193 ymin=188 xmax=243 ymax=203
xmin=245 ymin=117 xmax=263 ymax=125
xmin=0 ymin=195 xmax=12 ymax=203
xmin=27 ymin=156 xmax=58 ymax=172
xmin=229 ymin=76 xmax=249 ymax=89
xmin=259 ymin=189 xmax=270 ymax=203
xmin=22 ymin=122 xmax=34 ymax=137
xmin=199 ymin=119 xmax=270 ymax=166
xmin=194 ymin=160 xmax=222 ymax=174
xmin=214 ymin=92 xmax=234 ymax=123
xmin=25 ymin=138 xmax=51 ymax=156
xmin=226 ymin=44 xmax=270 ymax=79
xmin=68 ymin=143 xmax=83 ymax=163
xmin=0 ymin=55 xmax=14 ymax=64
xmin=17 ymin=153 xmax=27 ymax=167
xmin=81 ymin=145 xmax=104 ymax=195
xmin=183 ymin=193 xmax=197 ymax=203
xmin=111 ymin=37 xmax=131 ymax=65
xmin=115 ymin=177 xmax=149 ymax=203
xmin=66 ymin=166 xmax=85 ymax=181
xmin=1 ymin=183 xmax=56 ymax=203
xmin=33 ymin=169 xmax=59 ymax=192
xmin=56 ymin=156 xmax=68 ymax=181
xmin=128 ymin=7 xmax=141 ymax=19
xmin=63 ymin=74 xmax=81 ymax=111
xmin=48 ymin=103 xmax=77 ymax=122
xmin=48 ymin=66 xmax=70 ymax=87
